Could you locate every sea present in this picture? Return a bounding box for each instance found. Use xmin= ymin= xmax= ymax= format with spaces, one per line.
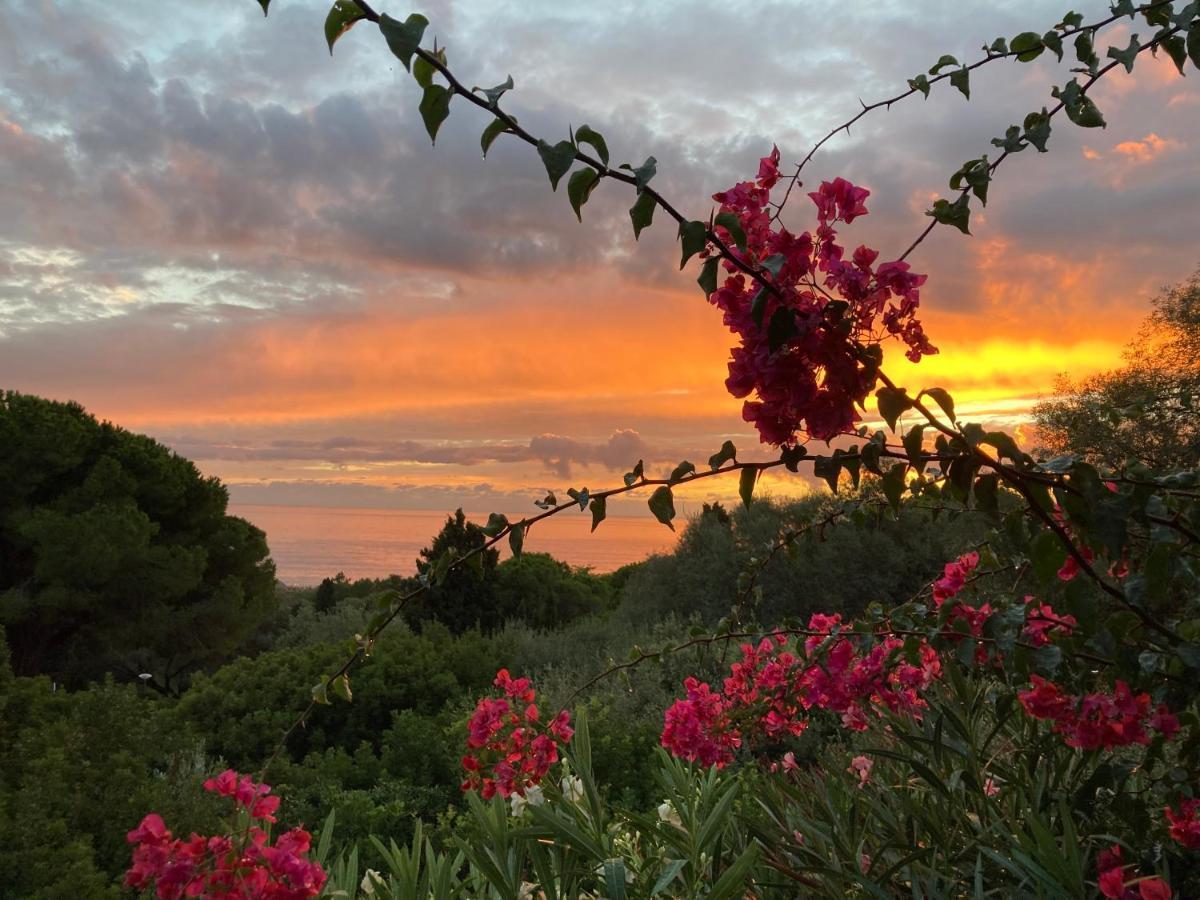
xmin=230 ymin=504 xmax=681 ymax=586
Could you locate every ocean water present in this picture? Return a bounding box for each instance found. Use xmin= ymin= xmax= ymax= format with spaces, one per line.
xmin=230 ymin=504 xmax=680 ymax=586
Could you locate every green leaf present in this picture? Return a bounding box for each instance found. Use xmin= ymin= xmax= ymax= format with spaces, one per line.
xmin=325 ymin=0 xmax=367 ymax=54
xmin=567 ymin=487 xmax=590 ymax=511
xmin=312 ymin=681 xmax=330 ymax=705
xmin=991 ymin=125 xmax=1026 ymax=153
xmin=1107 ymin=34 xmax=1142 ymax=73
xmin=1161 ymin=34 xmax=1189 ymax=74
xmin=412 ymin=54 xmax=436 ymax=88
xmin=379 ymin=13 xmax=429 ymax=72
xmin=708 ymin=440 xmax=737 ymax=470
xmin=813 ymin=455 xmax=842 ymax=494
xmin=697 ymin=256 xmax=720 ymax=297
xmin=1075 ymin=32 xmax=1100 ymax=70
xmin=567 ymin=168 xmax=600 ymax=221
xmin=1189 ymin=21 xmax=1200 ymax=70
xmin=779 ymin=445 xmax=807 ymax=472
xmin=1023 ymin=109 xmax=1052 ymax=152
xmin=950 ymin=67 xmax=971 ymax=99
xmin=333 ymin=672 xmax=353 ymax=702
xmin=1041 ymin=30 xmax=1064 ymax=61
xmin=1031 ymin=529 xmax=1068 ymax=582
xmin=714 ymin=211 xmax=747 ymax=251
xmin=589 ymin=496 xmax=607 ymax=532
xmin=875 ymin=386 xmax=914 ymax=433
xmin=903 ymin=424 xmax=927 ymax=473
xmin=749 ymin=288 xmax=769 ymax=331
xmin=1060 ymin=11 xmax=1083 ymax=29
xmin=761 ymin=254 xmax=786 ymax=276
xmin=983 ymin=430 xmax=1024 ymax=462
xmin=629 ymin=191 xmax=656 ymax=240
xmin=508 ymin=521 xmax=525 ymax=557
xmin=927 ymin=194 xmax=971 ymax=234
xmin=668 ymin=460 xmax=696 ymax=484
xmin=1011 ymin=31 xmax=1045 ymax=62
xmin=739 ymin=466 xmax=758 ymax=507
xmin=767 ymin=307 xmax=799 ymax=352
xmin=678 ymin=220 xmax=707 ymax=269
xmin=974 ymin=473 xmax=1000 ymax=519
xmin=929 ymin=54 xmax=959 ymax=75
xmin=473 ymin=75 xmax=513 ymax=107
xmin=480 ymin=512 xmax=509 ymax=537
xmin=534 ymin=491 xmax=556 ymax=509
xmin=949 ymin=156 xmax=991 ymax=204
xmin=647 ymin=486 xmax=675 ymax=530
xmin=1033 ymin=644 xmax=1063 ymax=677
xmin=987 ymin=37 xmax=1009 ymax=55
xmin=418 ymin=84 xmax=452 ymax=144
xmin=623 ymin=459 xmax=644 ymax=487
xmin=537 ymin=139 xmax=576 ymax=191
xmin=620 ymin=156 xmax=657 ymax=191
xmin=882 ymin=464 xmax=907 ymax=512
xmin=480 ymin=118 xmax=512 ymax=157
xmin=255 ymin=0 xmax=270 ymax=15
xmin=920 ymin=387 xmax=956 ymax=423
xmin=574 ymin=124 xmax=609 ymax=166
xmin=907 ymin=74 xmax=931 ymax=97
xmin=1053 ymin=80 xmax=1106 ymax=128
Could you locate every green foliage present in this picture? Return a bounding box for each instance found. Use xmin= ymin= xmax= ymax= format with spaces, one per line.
xmin=1032 ymin=269 xmax=1200 ymax=470
xmin=0 ymin=392 xmax=276 ymax=689
xmin=493 ymin=553 xmax=611 ymax=631
xmin=405 ymin=508 xmax=501 ymax=635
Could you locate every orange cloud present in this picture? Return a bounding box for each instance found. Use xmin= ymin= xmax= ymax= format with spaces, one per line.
xmin=1112 ymin=133 xmax=1181 ymax=164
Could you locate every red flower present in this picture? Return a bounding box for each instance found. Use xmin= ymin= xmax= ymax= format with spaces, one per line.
xmin=1165 ymin=797 xmax=1200 ymax=848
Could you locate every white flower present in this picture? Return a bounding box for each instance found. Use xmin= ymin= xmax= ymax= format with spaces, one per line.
xmin=657 ymin=800 xmax=682 ymax=828
xmin=526 ymin=784 xmax=546 ymax=806
xmin=561 ymin=774 xmax=584 ymax=803
xmin=359 ymin=869 xmax=383 ymax=895
xmin=511 ymin=793 xmax=528 ymax=816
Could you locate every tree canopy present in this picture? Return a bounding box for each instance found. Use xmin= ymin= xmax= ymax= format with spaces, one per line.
xmin=1033 ymin=269 xmax=1200 ymax=470
xmin=0 ymin=391 xmax=277 ymax=689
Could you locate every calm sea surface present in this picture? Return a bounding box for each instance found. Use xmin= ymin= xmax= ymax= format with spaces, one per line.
xmin=230 ymin=504 xmax=680 ymax=586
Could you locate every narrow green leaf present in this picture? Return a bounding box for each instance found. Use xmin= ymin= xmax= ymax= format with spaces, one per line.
xmin=813 ymin=455 xmax=842 ymax=494
xmin=567 ymin=168 xmax=600 ymax=221
xmin=418 ymin=84 xmax=452 ymax=143
xmin=739 ymin=465 xmax=758 ymax=507
xmin=325 ymin=0 xmax=367 ymax=54
xmin=623 ymin=459 xmax=644 ymax=487
xmin=714 ymin=211 xmax=746 ymax=251
xmin=480 ymin=118 xmax=511 ymax=157
xmin=473 ymin=75 xmax=513 ymax=107
xmin=668 ymin=460 xmax=696 ymax=484
xmin=697 ymin=256 xmax=720 ymax=297
xmin=1107 ymin=34 xmax=1141 ymax=73
xmin=537 ymin=139 xmax=576 ymax=191
xmin=708 ymin=440 xmax=737 ymax=470
xmin=629 ymin=191 xmax=656 ymax=240
xmin=480 ymin=512 xmax=509 ymax=537
xmin=919 ymin=387 xmax=956 ymax=423
xmin=648 ymin=486 xmax=676 ymax=530
xmin=875 ymin=386 xmax=914 ymax=433
xmin=767 ymin=306 xmax=799 ymax=352
xmin=950 ymin=68 xmax=971 ymax=99
xmin=929 ymin=54 xmax=959 ymax=74
xmin=620 ymin=156 xmax=657 ymax=190
xmin=589 ymin=496 xmax=607 ymax=532
xmin=574 ymin=124 xmax=609 ymax=166
xmin=678 ymin=220 xmax=707 ymax=269
xmin=927 ymin=195 xmax=971 ymax=234
xmin=378 ymin=13 xmax=429 ymax=72
xmin=508 ymin=521 xmax=525 ymax=557
xmin=412 ymin=54 xmax=436 ymax=88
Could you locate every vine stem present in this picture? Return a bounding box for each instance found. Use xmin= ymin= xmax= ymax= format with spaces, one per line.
xmin=771 ymin=0 xmax=1173 ymax=221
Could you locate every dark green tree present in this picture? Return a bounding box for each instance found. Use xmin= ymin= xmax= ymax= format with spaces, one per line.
xmin=0 ymin=392 xmax=277 ymax=689
xmin=1033 ymin=269 xmax=1200 ymax=471
xmin=403 ymin=508 xmax=500 ymax=634
xmin=493 ymin=552 xmax=610 ymax=631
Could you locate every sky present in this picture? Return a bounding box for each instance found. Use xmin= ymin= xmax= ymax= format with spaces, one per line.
xmin=1 ymin=0 xmax=1197 ymax=516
